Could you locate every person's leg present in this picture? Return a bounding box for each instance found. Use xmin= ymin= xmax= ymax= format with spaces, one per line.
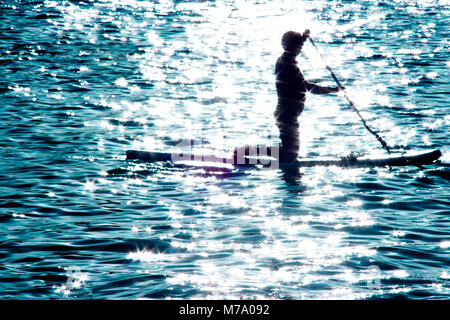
xmin=278 ymin=121 xmax=299 ymax=162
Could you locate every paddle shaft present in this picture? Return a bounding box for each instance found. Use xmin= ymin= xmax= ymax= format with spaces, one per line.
xmin=308 ymin=37 xmax=391 ymax=154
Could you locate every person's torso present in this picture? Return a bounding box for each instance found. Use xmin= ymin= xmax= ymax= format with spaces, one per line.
xmin=275 ymin=53 xmax=307 ymax=119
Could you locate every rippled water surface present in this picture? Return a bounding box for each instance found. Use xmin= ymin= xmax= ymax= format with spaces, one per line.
xmin=1 ymin=0 xmax=449 ymax=299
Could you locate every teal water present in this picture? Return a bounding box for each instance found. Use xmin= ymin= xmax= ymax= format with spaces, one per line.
xmin=0 ymin=0 xmax=449 ymax=299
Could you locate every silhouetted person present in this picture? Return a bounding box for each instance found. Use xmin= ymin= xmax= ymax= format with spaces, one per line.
xmin=275 ymin=30 xmax=342 ymax=162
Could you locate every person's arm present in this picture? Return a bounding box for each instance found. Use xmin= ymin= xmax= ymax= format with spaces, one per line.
xmin=294 ymin=66 xmax=342 ymax=95
xmin=304 ymin=80 xmax=342 ymax=94
xmin=300 ymin=29 xmax=343 ymax=94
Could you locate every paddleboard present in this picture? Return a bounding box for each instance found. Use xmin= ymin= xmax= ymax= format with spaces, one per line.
xmin=126 ymin=149 xmax=442 ymax=168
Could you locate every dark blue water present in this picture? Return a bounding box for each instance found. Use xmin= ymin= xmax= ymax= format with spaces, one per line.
xmin=0 ymin=0 xmax=449 ymax=299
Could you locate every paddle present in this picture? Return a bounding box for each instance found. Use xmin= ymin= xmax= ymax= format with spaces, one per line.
xmin=308 ymin=37 xmax=392 ymax=154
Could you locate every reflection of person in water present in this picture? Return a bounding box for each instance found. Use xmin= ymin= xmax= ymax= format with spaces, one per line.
xmin=275 ymin=30 xmax=343 ymax=162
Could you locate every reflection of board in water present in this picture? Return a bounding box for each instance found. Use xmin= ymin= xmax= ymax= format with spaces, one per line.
xmin=126 ymin=148 xmax=442 ymax=169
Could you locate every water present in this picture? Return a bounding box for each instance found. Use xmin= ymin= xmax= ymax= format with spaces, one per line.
xmin=0 ymin=0 xmax=449 ymax=300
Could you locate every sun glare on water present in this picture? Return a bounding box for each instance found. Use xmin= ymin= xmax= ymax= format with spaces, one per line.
xmin=45 ymin=0 xmax=449 ymax=300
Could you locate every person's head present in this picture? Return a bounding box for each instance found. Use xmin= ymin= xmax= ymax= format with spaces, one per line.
xmin=281 ymin=30 xmax=308 ymax=55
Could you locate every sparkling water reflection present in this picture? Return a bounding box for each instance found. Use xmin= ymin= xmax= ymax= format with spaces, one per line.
xmin=0 ymin=0 xmax=448 ymax=299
